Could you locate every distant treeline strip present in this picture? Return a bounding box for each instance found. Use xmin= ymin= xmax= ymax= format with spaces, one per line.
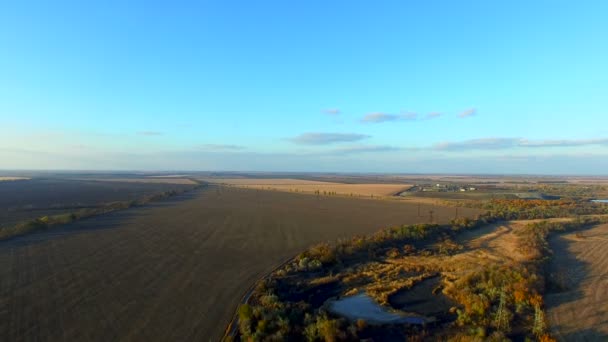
xmin=459 ymin=198 xmax=608 ymax=219
xmin=0 ymin=180 xmax=205 ymax=241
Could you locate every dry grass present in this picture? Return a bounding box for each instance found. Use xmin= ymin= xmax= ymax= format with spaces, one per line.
xmin=325 ymin=221 xmax=537 ymax=316
xmin=203 ymin=178 xmax=412 ymax=197
xmin=200 ymin=178 xmax=337 ymax=185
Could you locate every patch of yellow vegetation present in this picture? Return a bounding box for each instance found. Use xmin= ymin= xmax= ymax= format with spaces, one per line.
xmin=0 ymin=177 xmax=29 ymax=181
xmin=82 ymin=178 xmax=197 ymax=185
xmin=201 ymin=178 xmax=338 ymax=185
xmin=204 ymin=178 xmax=412 ymax=197
xmin=334 ymin=221 xmax=537 ymax=309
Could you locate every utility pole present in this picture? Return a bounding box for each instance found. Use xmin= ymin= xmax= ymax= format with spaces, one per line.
xmin=429 ymin=210 xmax=434 ymax=223
xmin=532 ymin=301 xmax=546 ymax=337
xmin=495 ymin=289 xmax=509 ymax=332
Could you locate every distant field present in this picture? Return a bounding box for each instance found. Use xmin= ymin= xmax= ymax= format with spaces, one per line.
xmin=0 ymin=185 xmax=481 ymax=341
xmin=81 ymin=177 xmax=198 ymax=185
xmin=147 ymin=174 xmax=189 ymax=178
xmin=0 ymin=177 xmax=29 ymax=181
xmin=400 ymin=191 xmax=522 ymax=201
xmin=202 ymin=178 xmax=412 ymax=197
xmin=0 ymin=179 xmax=197 ymax=227
xmin=200 ymin=178 xmax=338 ymax=185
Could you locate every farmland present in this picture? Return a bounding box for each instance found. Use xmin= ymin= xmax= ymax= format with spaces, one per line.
xmin=76 ymin=178 xmax=199 ymax=185
xmin=0 ymin=178 xmax=198 ymax=228
xmin=0 ymin=184 xmax=480 ymax=342
xmin=546 ymin=223 xmax=608 ymax=340
xmin=0 ymin=177 xmax=29 ymax=181
xmin=201 ymin=178 xmax=412 ymax=197
xmin=201 ymin=174 xmax=608 ymax=206
xmin=2 ymin=173 xmax=608 ymax=341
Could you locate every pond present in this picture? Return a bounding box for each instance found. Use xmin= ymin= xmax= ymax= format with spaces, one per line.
xmin=592 ymin=199 xmax=608 ymax=203
xmin=327 ymin=293 xmax=431 ymax=325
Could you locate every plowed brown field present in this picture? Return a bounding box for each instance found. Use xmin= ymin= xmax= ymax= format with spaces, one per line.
xmin=546 ymin=223 xmax=608 ymax=341
xmin=0 ymin=186 xmax=480 ymax=341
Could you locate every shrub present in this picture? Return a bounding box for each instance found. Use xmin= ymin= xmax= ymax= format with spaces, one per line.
xmin=307 ymin=243 xmax=337 ymax=264
xmin=355 ymin=319 xmax=367 ymax=331
xmin=403 ymin=244 xmax=416 ymax=254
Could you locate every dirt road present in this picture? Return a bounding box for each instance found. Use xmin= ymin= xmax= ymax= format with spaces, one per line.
xmin=0 ymin=186 xmax=479 ymax=342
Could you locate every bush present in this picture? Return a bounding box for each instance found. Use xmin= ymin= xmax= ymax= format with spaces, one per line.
xmin=297 ymin=257 xmax=323 ymax=271
xmin=303 ymin=314 xmax=346 ymax=342
xmin=386 ymin=247 xmax=400 ymax=258
xmin=307 ymin=243 xmax=337 ymax=264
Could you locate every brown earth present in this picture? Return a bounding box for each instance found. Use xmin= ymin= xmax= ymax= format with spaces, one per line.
xmin=0 ymin=185 xmax=480 ymax=342
xmin=545 ymin=223 xmax=608 ymax=341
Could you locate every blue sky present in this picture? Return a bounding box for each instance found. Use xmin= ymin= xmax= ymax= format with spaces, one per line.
xmin=1 ymin=1 xmax=608 ymax=174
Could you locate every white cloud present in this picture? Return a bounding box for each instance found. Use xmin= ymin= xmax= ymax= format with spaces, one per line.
xmin=289 ymin=132 xmax=371 ymax=145
xmin=323 ymin=108 xmax=341 ymax=115
xmin=458 ymin=108 xmax=477 ymax=118
xmin=200 ymin=144 xmax=245 ymax=151
xmin=361 ymin=112 xmax=417 ymax=123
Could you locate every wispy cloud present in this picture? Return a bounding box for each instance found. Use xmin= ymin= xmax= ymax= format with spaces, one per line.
xmin=200 ymin=144 xmax=245 ymax=151
xmin=426 ymin=112 xmax=442 ymax=119
xmin=458 ymin=108 xmax=477 ymax=118
xmin=328 ymin=145 xmax=403 ymax=155
xmin=137 ymin=131 xmax=163 ymax=136
xmin=289 ymin=132 xmax=370 ymax=145
xmin=323 ymin=108 xmax=341 ymax=115
xmin=401 ymin=112 xmax=417 ymax=120
xmin=433 ymin=137 xmax=608 ymax=151
xmin=361 ymin=112 xmax=417 ymax=123
xmin=434 ymin=138 xmax=519 ymax=151
xmin=520 ymin=138 xmax=608 ymax=148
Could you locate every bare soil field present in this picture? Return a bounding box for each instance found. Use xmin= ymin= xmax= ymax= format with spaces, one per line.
xmin=0 ymin=179 xmax=197 ymax=227
xmin=202 ymin=178 xmax=412 ymax=197
xmin=545 ymin=223 xmax=608 ymax=341
xmin=0 ymin=185 xmax=480 ymax=342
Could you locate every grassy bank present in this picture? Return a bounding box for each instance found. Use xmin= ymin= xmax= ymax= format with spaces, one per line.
xmin=227 ymin=210 xmax=608 ymax=341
